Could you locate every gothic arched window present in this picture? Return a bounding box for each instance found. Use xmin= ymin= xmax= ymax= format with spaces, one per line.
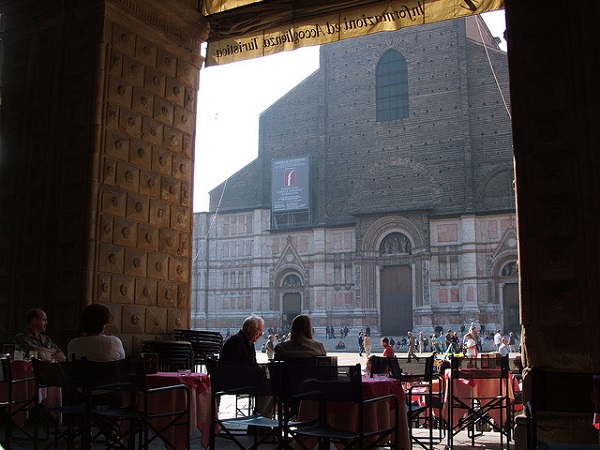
xmin=376 ymin=50 xmax=409 ymax=122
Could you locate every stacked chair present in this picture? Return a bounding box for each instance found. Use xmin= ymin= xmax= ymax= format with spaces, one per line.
xmin=174 ymin=329 xmax=223 ymax=372
xmin=141 ymin=340 xmax=194 ymax=372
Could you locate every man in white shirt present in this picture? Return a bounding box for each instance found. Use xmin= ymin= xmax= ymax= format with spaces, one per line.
xmin=494 ymin=329 xmax=503 ymax=351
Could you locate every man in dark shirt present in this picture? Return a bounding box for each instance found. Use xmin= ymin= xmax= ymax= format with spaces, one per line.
xmin=220 ymin=315 xmax=265 ymax=363
xmin=445 ymin=329 xmax=453 ymax=352
xmin=14 ymin=308 xmax=66 ymax=362
xmin=220 ymin=315 xmax=272 ymax=416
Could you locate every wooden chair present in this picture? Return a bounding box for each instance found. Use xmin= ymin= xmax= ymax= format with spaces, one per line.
xmin=526 ymin=367 xmax=600 ymax=450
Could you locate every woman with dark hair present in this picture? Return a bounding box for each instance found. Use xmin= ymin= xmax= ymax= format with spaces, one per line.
xmin=67 ymin=304 xmax=125 ymax=362
xmin=274 ymin=315 xmax=326 ymax=359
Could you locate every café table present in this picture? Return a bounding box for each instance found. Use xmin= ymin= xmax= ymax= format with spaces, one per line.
xmin=296 ymin=375 xmax=411 ymax=450
xmin=145 ymin=371 xmax=212 ymax=449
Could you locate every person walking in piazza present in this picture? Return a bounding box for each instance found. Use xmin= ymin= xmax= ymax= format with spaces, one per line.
xmin=509 ymin=331 xmax=518 ymax=352
xmin=265 ymin=334 xmax=275 ymax=359
xmin=451 ymin=331 xmax=462 ymax=353
xmin=364 ymin=333 xmax=372 ymax=358
xmin=407 ymin=331 xmax=420 ymax=362
xmin=419 ymin=331 xmax=426 ymax=355
xmin=494 ymin=329 xmax=503 ymax=351
xmin=358 ymin=331 xmax=365 ymax=357
xmin=445 ymin=329 xmax=453 ymax=351
xmin=499 ymin=337 xmax=510 ymax=356
xmin=470 ymin=324 xmax=482 ymax=353
xmin=381 ymin=337 xmax=395 ymax=357
xmin=464 ymin=332 xmax=478 ymax=367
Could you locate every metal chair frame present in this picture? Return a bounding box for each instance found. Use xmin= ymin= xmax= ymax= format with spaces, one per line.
xmin=290 ymin=363 xmax=400 ymax=450
xmin=447 ymin=355 xmax=511 ymax=450
xmin=0 ymin=355 xmax=36 ymax=448
xmin=405 ymin=355 xmax=446 ymax=450
xmin=206 ymin=355 xmax=279 ymax=450
xmin=81 ymin=358 xmax=191 ymax=450
xmin=31 ymin=357 xmax=87 ymax=450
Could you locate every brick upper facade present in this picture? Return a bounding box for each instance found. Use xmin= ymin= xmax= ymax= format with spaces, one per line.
xmin=193 ymin=16 xmax=517 ymax=338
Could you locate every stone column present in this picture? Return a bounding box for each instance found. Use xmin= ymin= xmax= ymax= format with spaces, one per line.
xmin=505 ymin=0 xmax=600 ymax=447
xmin=0 ymin=0 xmax=208 ymax=354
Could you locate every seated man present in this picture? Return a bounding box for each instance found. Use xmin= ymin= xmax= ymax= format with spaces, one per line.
xmin=220 ymin=315 xmax=272 ymax=416
xmin=14 ymin=308 xmax=66 ymax=362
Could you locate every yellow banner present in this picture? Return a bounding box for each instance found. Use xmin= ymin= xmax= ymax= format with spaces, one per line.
xmin=206 ymin=0 xmax=504 ymax=66
xmin=202 ymin=0 xmax=263 ymax=16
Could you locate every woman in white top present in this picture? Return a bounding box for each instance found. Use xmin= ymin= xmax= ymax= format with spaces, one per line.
xmin=67 ymin=304 xmax=125 ymax=362
xmin=465 ymin=333 xmax=478 ymax=357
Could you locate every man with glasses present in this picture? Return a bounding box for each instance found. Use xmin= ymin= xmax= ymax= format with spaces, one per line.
xmin=220 ymin=315 xmax=272 ymax=417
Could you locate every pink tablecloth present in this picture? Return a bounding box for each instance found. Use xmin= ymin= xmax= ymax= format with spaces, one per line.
xmin=146 ymin=372 xmax=212 ymax=449
xmin=443 ymin=368 xmax=514 ymax=429
xmin=297 ymin=376 xmax=411 ymax=450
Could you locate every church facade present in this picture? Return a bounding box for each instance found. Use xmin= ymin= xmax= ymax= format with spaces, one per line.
xmin=191 ymin=16 xmax=517 ymax=337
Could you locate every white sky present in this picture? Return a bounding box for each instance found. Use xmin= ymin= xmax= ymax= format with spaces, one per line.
xmin=193 ymin=10 xmax=507 ymax=212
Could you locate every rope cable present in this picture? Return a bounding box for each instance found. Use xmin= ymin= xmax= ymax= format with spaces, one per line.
xmin=476 ymin=15 xmax=511 ymax=120
xmin=192 ymin=177 xmax=228 ymax=262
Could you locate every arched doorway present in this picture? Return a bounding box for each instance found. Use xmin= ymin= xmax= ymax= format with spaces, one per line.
xmin=379 ymin=232 xmax=413 ymax=336
xmin=500 ymin=261 xmax=520 ymax=335
xmin=281 ymin=273 xmax=303 ymax=329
